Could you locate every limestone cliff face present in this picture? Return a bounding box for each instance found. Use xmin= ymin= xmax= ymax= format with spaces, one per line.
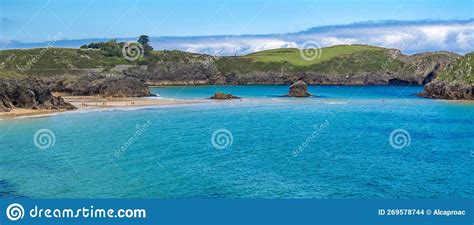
xmin=47 ymin=74 xmax=151 ymax=97
xmin=121 ymin=51 xmax=459 ymax=87
xmin=419 ymin=80 xmax=473 ymax=100
xmin=419 ymin=52 xmax=474 ymax=100
xmin=0 ymin=77 xmax=76 ymax=112
xmin=124 ymin=54 xmax=223 ymax=86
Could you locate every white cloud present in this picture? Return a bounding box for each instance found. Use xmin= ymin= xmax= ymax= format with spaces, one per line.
xmin=374 ymin=33 xmax=414 ymax=45
xmin=316 ymin=37 xmax=358 ymax=46
xmin=178 ymin=38 xmax=297 ymax=55
xmin=151 ymin=20 xmax=474 ymax=55
xmin=419 ymin=26 xmax=450 ymax=43
xmin=3 ymin=19 xmax=473 ymax=55
xmin=456 ymin=31 xmax=474 ymax=48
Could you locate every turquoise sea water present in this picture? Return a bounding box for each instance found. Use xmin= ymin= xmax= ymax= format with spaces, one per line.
xmin=0 ymin=85 xmax=473 ymax=199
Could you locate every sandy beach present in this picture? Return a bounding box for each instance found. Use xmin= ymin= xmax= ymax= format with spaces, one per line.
xmin=62 ymin=96 xmax=195 ymax=108
xmin=0 ymin=96 xmax=199 ymax=119
xmin=0 ymin=108 xmax=65 ymax=118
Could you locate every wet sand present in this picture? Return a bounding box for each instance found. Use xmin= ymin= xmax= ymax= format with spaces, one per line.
xmin=0 ymin=108 xmax=64 ymax=118
xmin=63 ymin=96 xmax=196 ymax=108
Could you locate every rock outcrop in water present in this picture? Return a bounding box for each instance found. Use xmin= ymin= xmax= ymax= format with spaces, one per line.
xmin=288 ymin=81 xmax=311 ymax=97
xmin=418 ymin=52 xmax=473 ymax=100
xmin=0 ymin=77 xmax=76 ymax=112
xmin=209 ymin=92 xmax=240 ymax=100
xmin=418 ymin=80 xmax=473 ymax=100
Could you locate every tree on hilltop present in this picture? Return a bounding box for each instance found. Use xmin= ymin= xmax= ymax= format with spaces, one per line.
xmin=138 ymin=35 xmax=153 ymax=57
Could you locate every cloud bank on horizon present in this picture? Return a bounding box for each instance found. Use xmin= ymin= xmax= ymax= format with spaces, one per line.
xmin=154 ymin=19 xmax=474 ymax=55
xmin=2 ymin=19 xmax=473 ymax=55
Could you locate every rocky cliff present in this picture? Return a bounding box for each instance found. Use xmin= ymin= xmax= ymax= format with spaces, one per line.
xmin=419 ymin=52 xmax=473 ymax=100
xmin=50 ymin=74 xmax=151 ymax=97
xmin=0 ymin=77 xmax=76 ymax=112
xmin=419 ymin=80 xmax=473 ymax=100
xmin=123 ymin=47 xmax=459 ymax=87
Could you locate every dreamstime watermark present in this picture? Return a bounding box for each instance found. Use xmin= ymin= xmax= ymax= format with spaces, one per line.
xmin=114 ymin=120 xmax=152 ymax=157
xmin=210 ymin=35 xmax=240 ymax=57
xmin=1 ymin=54 xmax=17 ymax=69
xmin=211 ymin=128 xmax=233 ymax=150
xmin=6 ymin=203 xmax=25 ymax=221
xmin=122 ymin=42 xmax=144 ymax=61
xmin=299 ymin=41 xmax=322 ymax=61
xmin=389 ymin=129 xmax=411 ymax=149
xmin=381 ymin=51 xmax=398 ymax=70
xmin=17 ymin=32 xmax=63 ymax=71
xmin=5 ymin=203 xmax=146 ymax=221
xmin=33 ymin=129 xmax=56 ymax=150
xmin=293 ymin=120 xmax=330 ymax=157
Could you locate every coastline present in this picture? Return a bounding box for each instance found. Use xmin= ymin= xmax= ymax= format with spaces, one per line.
xmin=0 ymin=96 xmax=201 ymax=119
xmin=62 ymin=96 xmax=194 ymax=108
xmin=0 ymin=108 xmax=65 ymax=119
xmin=2 ymin=85 xmax=472 ymax=120
xmin=145 ymin=82 xmax=411 ymax=88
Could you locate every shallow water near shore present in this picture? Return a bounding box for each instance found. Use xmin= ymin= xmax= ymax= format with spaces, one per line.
xmin=0 ymin=85 xmax=473 ymax=198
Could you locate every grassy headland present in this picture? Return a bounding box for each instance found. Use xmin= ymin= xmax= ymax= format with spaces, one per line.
xmin=215 ymin=45 xmax=406 ymax=75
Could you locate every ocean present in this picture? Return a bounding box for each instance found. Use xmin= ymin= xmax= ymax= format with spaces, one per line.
xmin=0 ymin=85 xmax=472 ymax=198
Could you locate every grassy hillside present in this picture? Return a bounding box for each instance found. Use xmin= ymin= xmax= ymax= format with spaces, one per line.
xmin=437 ymin=52 xmax=473 ymax=84
xmin=244 ymin=45 xmax=384 ymax=66
xmin=0 ymin=48 xmax=213 ymax=78
xmin=0 ymin=48 xmax=134 ymax=77
xmin=215 ymin=45 xmax=404 ymax=74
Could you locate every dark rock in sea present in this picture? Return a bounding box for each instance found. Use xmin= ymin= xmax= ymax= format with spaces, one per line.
xmin=418 ymin=80 xmax=473 ymax=100
xmin=0 ymin=77 xmax=77 ymax=111
xmin=209 ymin=92 xmax=240 ymax=100
xmin=288 ymin=80 xmax=311 ymax=97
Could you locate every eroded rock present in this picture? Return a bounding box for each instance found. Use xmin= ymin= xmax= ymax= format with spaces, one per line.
xmin=419 ymin=80 xmax=473 ymax=100
xmin=0 ymin=77 xmax=77 ymax=111
xmin=209 ymin=92 xmax=240 ymax=100
xmin=288 ymin=80 xmax=311 ymax=97
xmin=49 ymin=74 xmax=152 ymax=97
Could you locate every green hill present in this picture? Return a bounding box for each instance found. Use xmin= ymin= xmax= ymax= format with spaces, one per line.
xmin=215 ymin=45 xmax=408 ymax=76
xmin=0 ymin=48 xmax=134 ymax=77
xmin=0 ymin=47 xmax=213 ymax=78
xmin=0 ymin=44 xmax=460 ymax=86
xmin=244 ymin=45 xmax=384 ymax=66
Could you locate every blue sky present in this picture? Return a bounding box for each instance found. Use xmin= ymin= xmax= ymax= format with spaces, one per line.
xmin=1 ymin=0 xmax=473 ymax=42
